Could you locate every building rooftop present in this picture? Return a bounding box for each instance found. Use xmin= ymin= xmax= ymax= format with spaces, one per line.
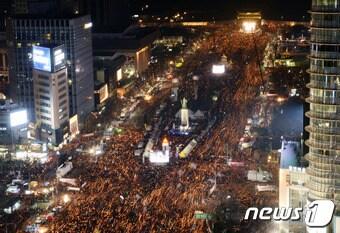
xmin=94 ymin=54 xmax=126 ymax=70
xmin=237 ymin=11 xmax=262 ymax=20
xmin=93 ymin=27 xmax=160 ymax=52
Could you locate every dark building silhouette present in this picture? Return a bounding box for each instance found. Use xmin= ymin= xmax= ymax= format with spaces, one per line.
xmin=12 ymin=0 xmax=132 ymax=32
xmin=78 ymin=0 xmax=132 ymax=32
xmin=13 ymin=0 xmax=78 ymax=16
xmin=0 ymin=0 xmax=11 ymax=31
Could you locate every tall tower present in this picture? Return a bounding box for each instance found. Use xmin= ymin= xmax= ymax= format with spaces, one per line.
xmin=307 ymin=0 xmax=340 ymax=230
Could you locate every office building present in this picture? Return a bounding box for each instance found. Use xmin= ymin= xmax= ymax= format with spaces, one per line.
xmin=7 ymin=14 xmax=94 ymax=124
xmin=93 ymin=27 xmax=159 ymax=77
xmin=0 ymin=35 xmax=8 ymax=97
xmin=0 ymin=99 xmax=28 ymax=145
xmin=306 ymin=0 xmax=340 ymax=231
xmin=279 ymin=166 xmax=309 ymax=233
xmin=32 ymin=44 xmax=69 ymax=146
xmin=279 ymin=140 xmax=308 ymax=233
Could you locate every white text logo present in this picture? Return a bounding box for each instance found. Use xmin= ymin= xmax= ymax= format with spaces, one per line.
xmin=244 ymin=200 xmax=335 ymax=227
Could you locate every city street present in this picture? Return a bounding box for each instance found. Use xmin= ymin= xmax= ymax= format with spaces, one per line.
xmin=13 ymin=23 xmax=285 ymax=233
xmin=0 ymin=16 xmax=313 ymax=233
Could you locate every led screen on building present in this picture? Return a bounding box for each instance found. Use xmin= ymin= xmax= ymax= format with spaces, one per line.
xmin=33 ymin=46 xmax=51 ymax=72
xmin=69 ymin=114 xmax=79 ymax=138
xmin=10 ymin=110 xmax=28 ymax=127
xmin=53 ymin=46 xmax=66 ymax=72
xmin=99 ymin=84 xmax=109 ymax=104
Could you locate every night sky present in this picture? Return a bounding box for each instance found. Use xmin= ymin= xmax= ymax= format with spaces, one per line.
xmin=143 ymin=0 xmax=310 ymax=20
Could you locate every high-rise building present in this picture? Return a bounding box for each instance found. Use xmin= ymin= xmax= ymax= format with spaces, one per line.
xmin=7 ymin=15 xmax=94 ymax=124
xmin=32 ymin=44 xmax=69 ymax=145
xmin=0 ymin=99 xmax=28 ymax=145
xmin=307 ymin=0 xmax=340 ymax=231
xmin=279 ymin=140 xmax=308 ymax=233
xmin=0 ymin=36 xmax=9 ymax=96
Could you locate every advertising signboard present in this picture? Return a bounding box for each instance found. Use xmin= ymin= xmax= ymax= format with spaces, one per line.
xmin=33 ymin=45 xmax=66 ymax=72
xmin=10 ymin=110 xmax=28 ymax=127
xmin=53 ymin=46 xmax=66 ymax=72
xmin=33 ymin=46 xmax=51 ymax=72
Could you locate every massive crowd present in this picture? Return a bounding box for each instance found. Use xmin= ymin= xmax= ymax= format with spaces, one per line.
xmin=38 ymin=25 xmax=274 ymax=233
xmin=47 ymin=125 xmax=265 ymax=233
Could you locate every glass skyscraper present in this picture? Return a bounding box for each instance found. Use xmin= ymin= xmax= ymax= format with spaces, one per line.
xmin=307 ymin=0 xmax=340 ymax=221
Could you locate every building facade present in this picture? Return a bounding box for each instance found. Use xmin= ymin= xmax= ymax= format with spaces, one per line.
xmin=279 ymin=166 xmax=309 ymax=233
xmin=0 ymin=99 xmax=28 ymax=145
xmin=8 ymin=15 xmax=94 ymax=123
xmin=32 ymin=44 xmax=69 ymax=146
xmin=278 ymin=140 xmax=307 ymax=233
xmin=0 ymin=37 xmax=8 ymax=97
xmin=306 ymin=0 xmax=340 ymax=231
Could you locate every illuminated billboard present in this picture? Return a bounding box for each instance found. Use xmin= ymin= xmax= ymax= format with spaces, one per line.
xmin=69 ymin=114 xmax=79 ymax=138
xmin=53 ymin=46 xmax=66 ymax=72
xmin=99 ymin=84 xmax=109 ymax=104
xmin=10 ymin=110 xmax=28 ymax=127
xmin=33 ymin=46 xmax=51 ymax=72
xmin=116 ymin=68 xmax=123 ymax=81
xmin=33 ymin=45 xmax=66 ymax=72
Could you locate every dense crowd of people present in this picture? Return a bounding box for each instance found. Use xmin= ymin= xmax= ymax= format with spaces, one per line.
xmin=46 ymin=126 xmax=263 ymax=233
xmin=41 ymin=25 xmax=275 ymax=233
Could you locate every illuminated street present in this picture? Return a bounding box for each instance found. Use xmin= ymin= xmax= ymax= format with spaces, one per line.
xmin=6 ymin=22 xmax=291 ymax=233
xmin=1 ymin=1 xmax=334 ymax=233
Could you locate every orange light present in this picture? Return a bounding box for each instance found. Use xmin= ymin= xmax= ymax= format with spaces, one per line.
xmin=162 ymin=137 xmax=169 ymax=145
